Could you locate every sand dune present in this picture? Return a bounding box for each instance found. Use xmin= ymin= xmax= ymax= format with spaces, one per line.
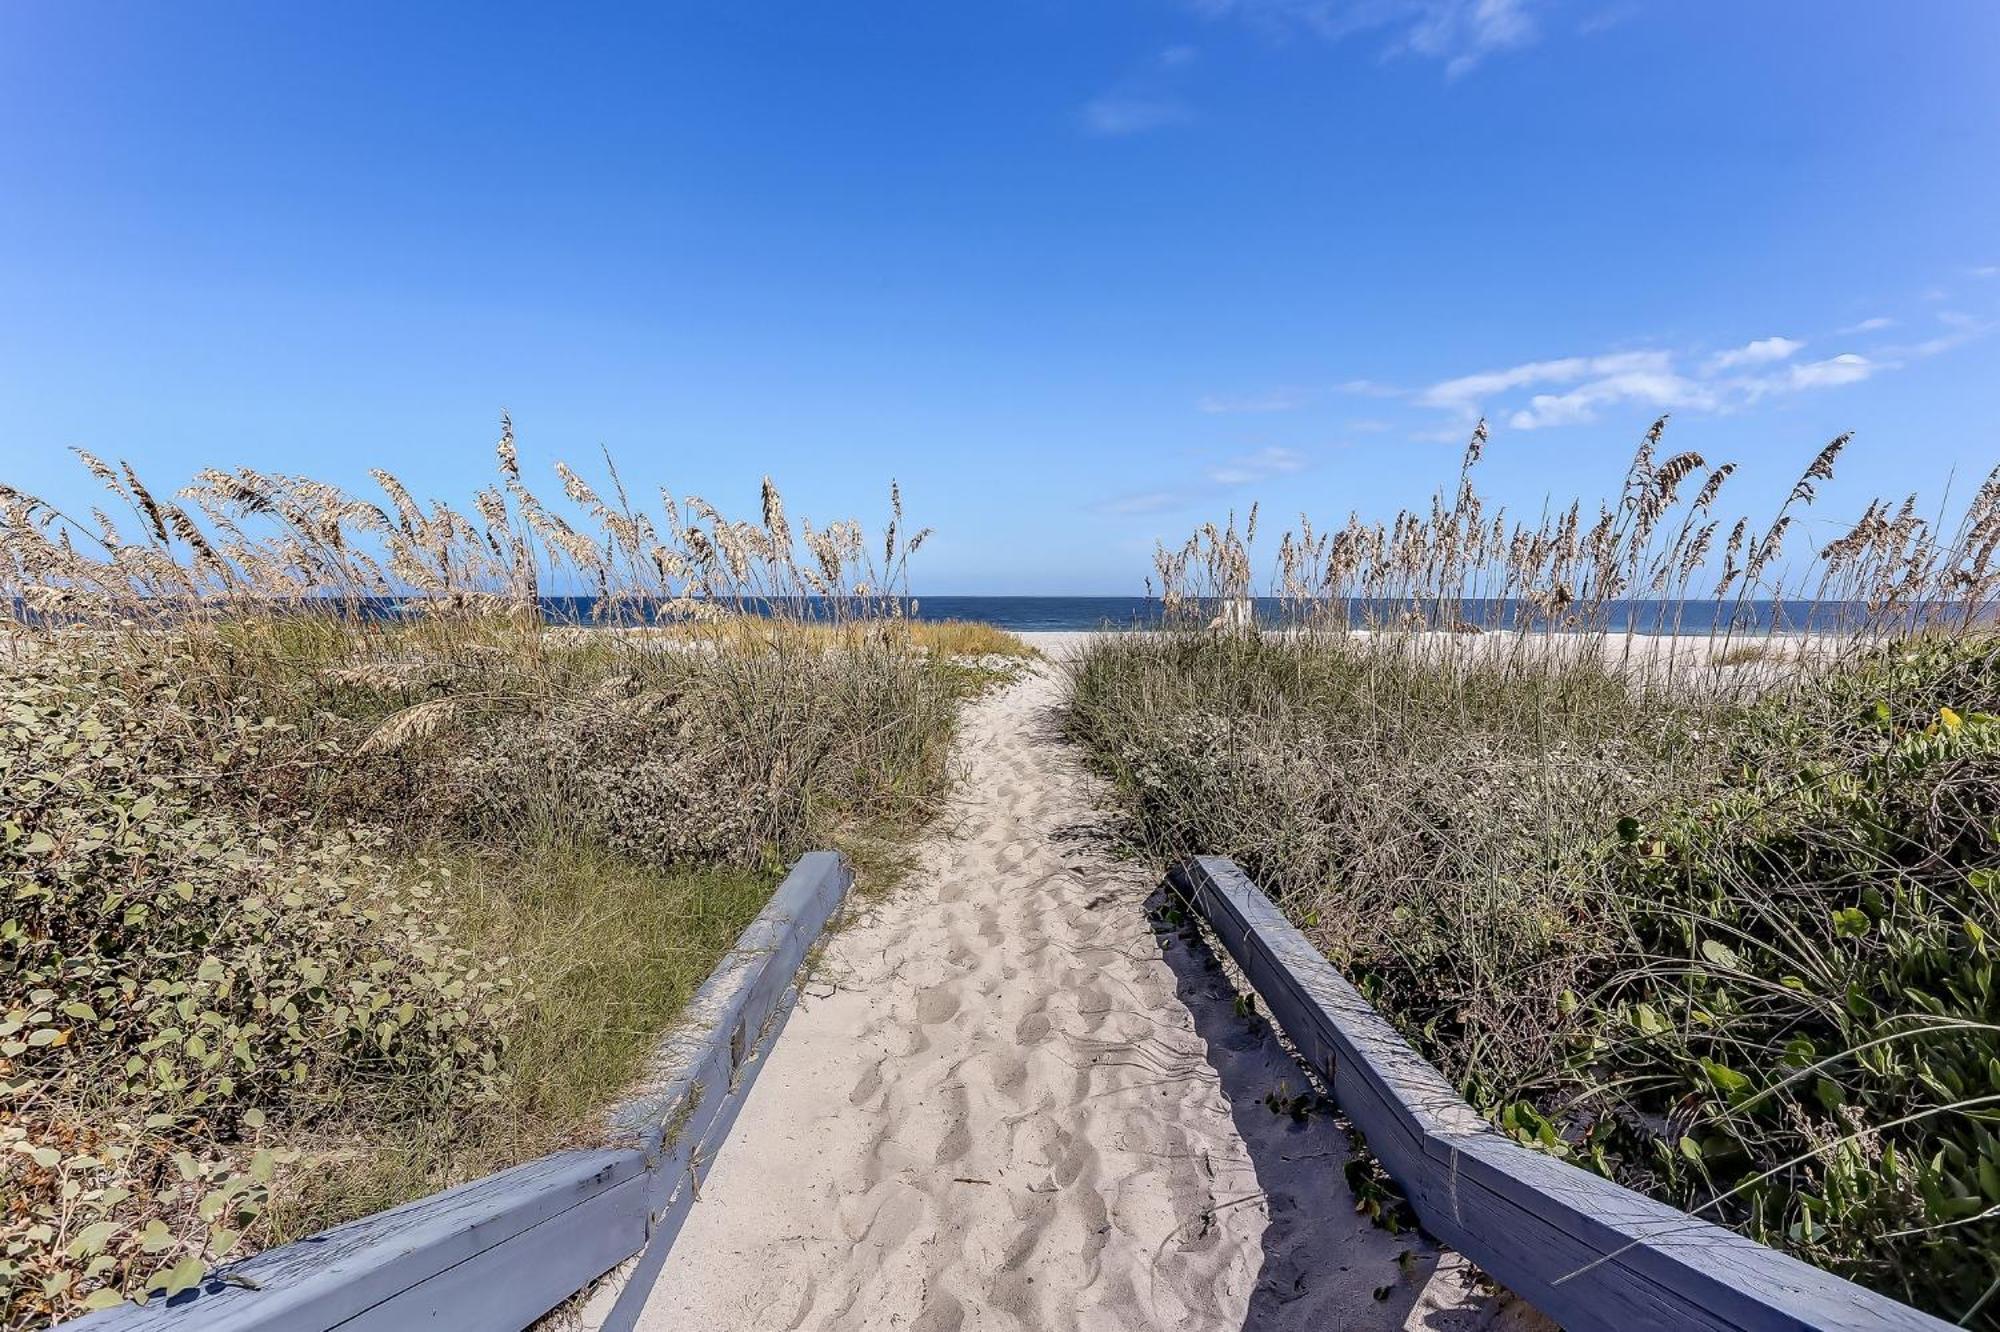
xmin=597 ymin=650 xmax=1531 ymax=1330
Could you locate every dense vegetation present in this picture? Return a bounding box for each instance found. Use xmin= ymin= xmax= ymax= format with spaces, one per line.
xmin=0 ymin=427 xmax=1015 ymax=1325
xmin=1067 ymin=424 xmax=2000 ymax=1325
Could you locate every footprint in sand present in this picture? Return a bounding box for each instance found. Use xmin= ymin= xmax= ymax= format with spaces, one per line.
xmin=916 ymin=985 xmax=960 ymax=1025
xmin=601 ymin=652 xmax=1483 ymax=1332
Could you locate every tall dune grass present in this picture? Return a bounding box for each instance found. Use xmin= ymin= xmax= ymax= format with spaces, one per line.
xmin=0 ymin=421 xmax=995 ymax=1325
xmin=1067 ymin=419 xmax=2000 ymax=1324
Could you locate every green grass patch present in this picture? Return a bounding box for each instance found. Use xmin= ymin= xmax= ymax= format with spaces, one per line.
xmin=260 ymin=839 xmax=774 ymax=1242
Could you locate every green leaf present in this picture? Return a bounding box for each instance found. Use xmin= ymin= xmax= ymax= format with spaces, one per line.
xmin=1703 ymin=1058 xmax=1751 ymax=1098
xmin=158 ymin=1256 xmax=208 ymax=1297
xmin=1979 ymin=1156 xmax=2000 ymax=1203
xmin=1699 ymin=939 xmax=1741 ymax=970
xmin=66 ymin=1221 xmax=119 ymax=1258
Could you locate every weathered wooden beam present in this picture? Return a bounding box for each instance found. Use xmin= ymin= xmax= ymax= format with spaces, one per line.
xmin=1168 ymin=856 xmax=1954 ymax=1332
xmin=62 ymin=850 xmax=853 ymax=1332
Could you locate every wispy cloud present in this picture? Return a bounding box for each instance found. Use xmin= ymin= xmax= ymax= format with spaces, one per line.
xmin=1779 ymin=353 xmax=1876 ymax=391
xmin=1421 ymin=350 xmax=1673 ymax=413
xmin=1187 ymin=0 xmax=1544 ymax=77
xmin=1576 ymin=2 xmax=1638 ymax=35
xmin=1098 ymin=490 xmax=1187 ymax=516
xmin=1219 ymin=283 xmax=1986 ymax=444
xmin=1705 ymin=335 xmax=1803 ymax=372
xmin=1875 ymin=315 xmax=1992 ymax=362
xmin=1505 ymin=352 xmax=1894 ymax=430
xmin=1206 ymin=445 xmax=1307 ymax=484
xmin=1198 ymin=389 xmax=1305 ymax=414
xmin=1082 ymin=46 xmax=1200 ymax=137
xmin=1506 ymin=362 xmax=1706 ymax=431
xmin=1399 ymin=332 xmax=1903 ymax=432
xmin=1081 ymin=96 xmax=1192 ymax=136
xmin=1335 ymin=377 xmax=1405 ymax=398
xmin=1098 ymin=444 xmax=1313 ymax=516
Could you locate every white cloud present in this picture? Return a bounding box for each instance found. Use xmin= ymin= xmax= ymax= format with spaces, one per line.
xmin=1207 ymin=446 xmax=1307 ymax=484
xmin=1420 ymin=350 xmax=1670 ymax=412
xmin=1186 ymin=0 xmax=1544 ymax=75
xmin=1508 ymin=368 xmax=1710 ymax=430
xmin=1970 ymin=265 xmax=1998 ymax=279
xmin=1406 ymin=0 xmax=1537 ymax=78
xmin=1705 ymin=336 xmax=1802 ymax=371
xmin=1839 ymin=316 xmax=1896 ymax=334
xmin=1081 ymin=95 xmax=1192 ymax=136
xmin=1336 ymin=378 xmax=1404 ymax=397
xmin=1413 ymin=333 xmax=1916 ymax=434
xmin=1779 ymin=353 xmax=1876 ymax=390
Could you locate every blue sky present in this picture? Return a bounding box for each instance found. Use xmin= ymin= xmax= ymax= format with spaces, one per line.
xmin=3 ymin=2 xmax=1997 ymax=593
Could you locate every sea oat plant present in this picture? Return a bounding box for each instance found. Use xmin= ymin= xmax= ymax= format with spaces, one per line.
xmin=1069 ymin=418 xmax=2000 ymax=1323
xmin=0 ymin=420 xmax=982 ymax=1326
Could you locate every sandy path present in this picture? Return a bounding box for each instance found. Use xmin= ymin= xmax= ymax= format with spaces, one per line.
xmin=607 ymin=654 xmax=1462 ymax=1331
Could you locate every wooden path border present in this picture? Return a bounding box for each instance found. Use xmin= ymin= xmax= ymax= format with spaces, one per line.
xmin=63 ymin=851 xmax=853 ymax=1332
xmin=1170 ymin=856 xmax=1953 ymax=1332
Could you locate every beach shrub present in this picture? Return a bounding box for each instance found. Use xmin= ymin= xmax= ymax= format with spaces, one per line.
xmin=2 ymin=657 xmax=514 ymax=1321
xmin=1066 ymin=629 xmax=1678 ymax=1092
xmin=1066 ymin=424 xmax=2000 ymax=1323
xmin=1588 ymin=636 xmax=2000 ymax=1314
xmin=0 ymin=430 xmax=976 ymax=1325
xmin=1069 ymin=627 xmax=2000 ymax=1322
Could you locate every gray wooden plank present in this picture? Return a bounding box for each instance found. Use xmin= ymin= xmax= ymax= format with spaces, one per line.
xmin=1170 ymin=856 xmax=1954 ymax=1332
xmin=588 ymin=852 xmax=850 ymax=1332
xmin=59 ymin=851 xmax=854 ymax=1332
xmin=60 ymin=1149 xmax=645 ymax=1332
xmin=332 ymin=1171 xmax=650 ymax=1332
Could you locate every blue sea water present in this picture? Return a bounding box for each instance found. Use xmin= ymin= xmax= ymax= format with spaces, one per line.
xmin=524 ymin=596 xmax=1895 ymax=634
xmin=25 ymin=594 xmax=1900 ymax=634
xmin=900 ymin=597 xmax=1880 ymax=634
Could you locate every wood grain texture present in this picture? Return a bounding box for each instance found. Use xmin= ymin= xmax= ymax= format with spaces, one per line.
xmin=60 ymin=851 xmax=853 ymax=1332
xmin=1169 ymin=856 xmax=1954 ymax=1332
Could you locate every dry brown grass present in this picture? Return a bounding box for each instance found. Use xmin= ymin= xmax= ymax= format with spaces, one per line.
xmin=0 ymin=423 xmax=985 ymax=1325
xmin=1070 ymin=418 xmax=2000 ymax=1324
xmin=639 ymin=615 xmax=1033 ymax=660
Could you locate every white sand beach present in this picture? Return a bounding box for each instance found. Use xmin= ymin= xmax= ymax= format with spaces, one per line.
xmin=593 ymin=642 xmax=1537 ymax=1331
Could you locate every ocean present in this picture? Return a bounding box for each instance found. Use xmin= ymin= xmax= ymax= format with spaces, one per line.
xmin=901 ymin=597 xmax=1893 ymax=634
xmin=28 ymin=595 xmax=1901 ymax=634
xmin=526 ymin=596 xmax=1900 ymax=634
